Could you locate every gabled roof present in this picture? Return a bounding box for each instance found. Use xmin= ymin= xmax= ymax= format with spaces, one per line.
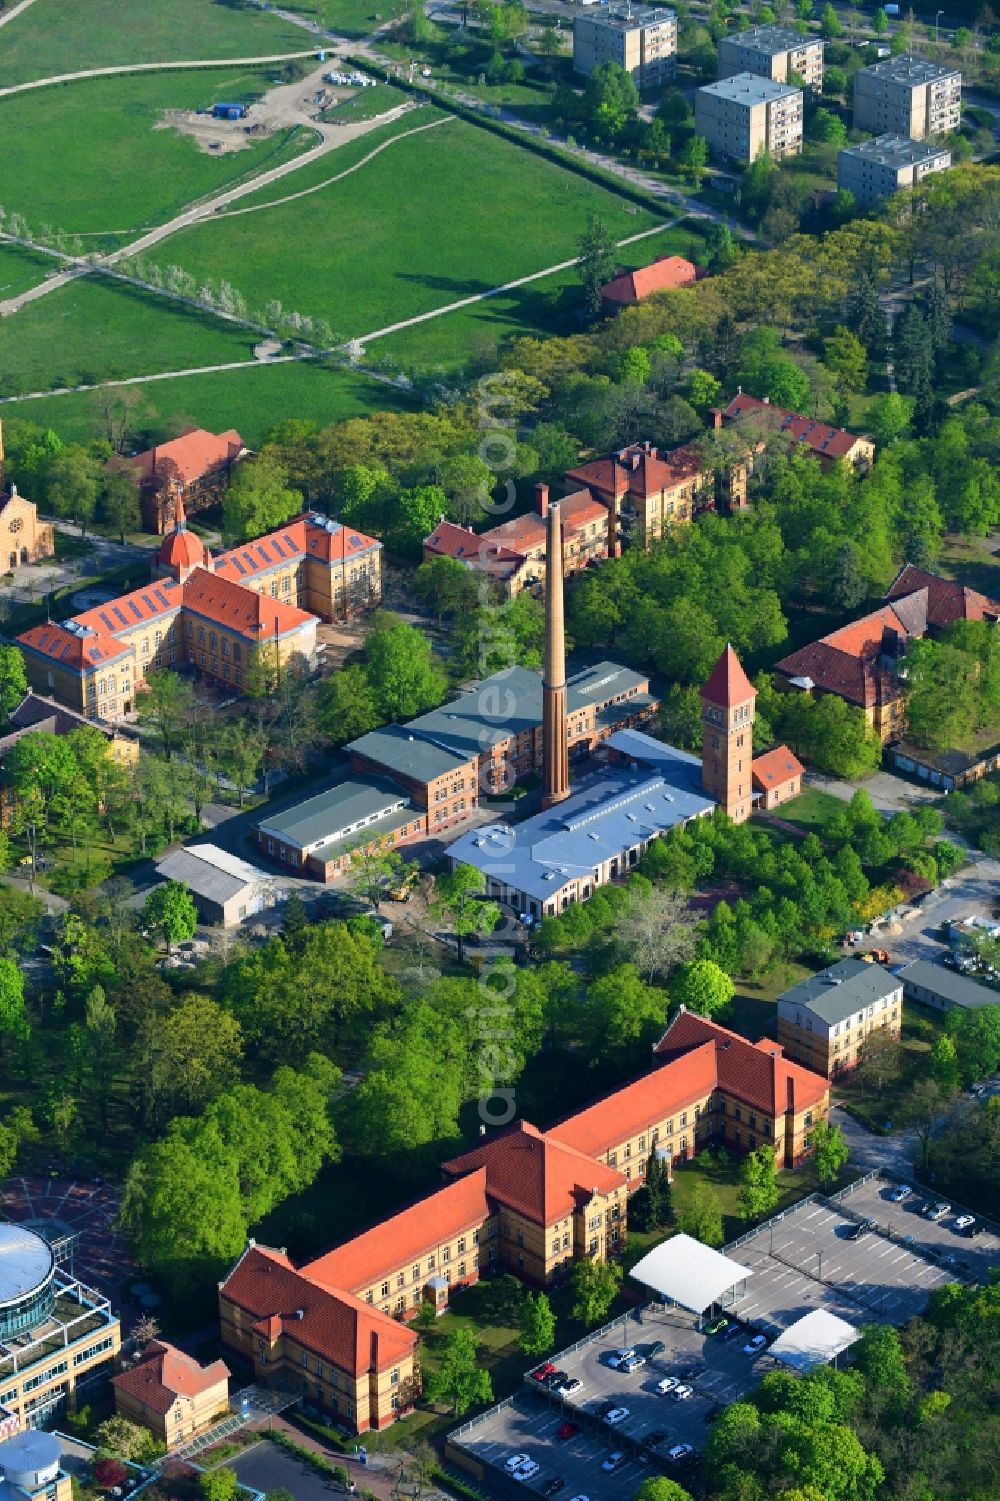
xmin=348 ymin=724 xmax=475 ymax=783
xmin=305 ymin=1170 xmax=490 ymax=1295
xmin=219 ymin=1244 xmax=416 ymax=1376
xmin=553 ymin=1042 xmax=718 ymax=1159
xmin=600 ymin=255 xmax=699 ymax=306
xmin=73 ymin=578 xmax=184 ymax=636
xmin=751 ymin=745 xmax=804 ymax=790
xmin=6 ymin=693 xmax=116 ymax=739
xmin=773 ymin=604 xmax=914 ymax=707
xmin=886 ymin=564 xmax=1000 ymax=628
xmin=483 ymin=490 xmax=608 ymax=554
xmin=721 ymin=394 xmax=870 ymax=460
xmin=443 ymin=1121 xmax=627 ymax=1224
xmin=654 ymin=1010 xmax=829 ymax=1115
xmin=565 ymin=442 xmax=707 ymax=502
xmin=107 ymin=426 xmax=244 ymax=486
xmin=17 ymin=622 xmax=133 ymax=670
xmin=702 ymin=644 xmax=755 ymax=709
xmin=181 ymin=567 xmax=315 ymax=642
xmin=112 ymin=1342 xmax=229 ymax=1415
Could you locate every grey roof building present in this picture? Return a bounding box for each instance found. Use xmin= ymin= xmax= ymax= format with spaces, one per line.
xmin=778 ymin=959 xmax=902 ymax=1026
xmin=155 ymin=843 xmax=283 ymax=928
xmin=853 ymin=54 xmax=961 ymax=139
xmin=348 ymin=724 xmax=472 ymax=784
xmin=897 ymin=959 xmax=999 ymax=1012
xmin=838 ymin=134 xmax=951 ymax=206
xmin=255 ymin=776 xmax=412 ymax=863
xmin=695 ymin=72 xmax=804 ymax=162
xmin=718 ymin=24 xmax=823 ymax=90
xmin=776 ymin=958 xmax=903 ymax=1076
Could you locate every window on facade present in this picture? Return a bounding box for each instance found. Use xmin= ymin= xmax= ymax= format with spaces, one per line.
xmin=412 ymin=1264 xmax=420 ymax=1281
xmin=396 ymin=1273 xmax=405 ymax=1290
xmin=680 ymin=1112 xmax=688 ymax=1127
xmin=380 ymin=1281 xmax=390 ymax=1298
xmin=457 ymin=1237 xmax=466 ymax=1254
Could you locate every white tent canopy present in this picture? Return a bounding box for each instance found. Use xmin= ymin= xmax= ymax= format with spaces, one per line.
xmin=768 ymin=1309 xmax=860 ymax=1372
xmin=628 ymin=1234 xmax=752 ymax=1315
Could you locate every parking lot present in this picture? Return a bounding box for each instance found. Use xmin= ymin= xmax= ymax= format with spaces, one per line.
xmin=451 ymin=1175 xmax=1000 ymax=1497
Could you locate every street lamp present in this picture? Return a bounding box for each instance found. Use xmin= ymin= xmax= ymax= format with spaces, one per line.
xmin=936 ymin=9 xmax=944 ymax=44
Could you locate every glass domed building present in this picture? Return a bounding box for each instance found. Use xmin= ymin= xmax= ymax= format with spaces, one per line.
xmin=0 ymin=1229 xmax=56 ymax=1343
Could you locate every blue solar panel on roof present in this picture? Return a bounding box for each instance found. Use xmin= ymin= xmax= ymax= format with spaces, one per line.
xmin=141 ymin=594 xmax=156 ymax=611
xmin=112 ymin=606 xmax=128 ymax=626
xmin=61 ymin=643 xmax=74 ymax=659
xmin=232 ymin=558 xmax=246 ymax=575
xmin=99 ymin=612 xmax=115 ymax=631
xmin=349 ymin=535 xmax=363 ymax=547
xmin=242 ymin=552 xmax=255 ymax=567
xmin=271 ymin=538 xmax=286 ymax=558
xmin=129 ymin=601 xmax=143 ymax=621
xmin=255 ymin=546 xmax=269 ymax=563
xmin=153 ymin=589 xmax=170 ymax=608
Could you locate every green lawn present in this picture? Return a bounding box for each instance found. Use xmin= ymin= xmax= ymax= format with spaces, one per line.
xmin=0 ymin=0 xmax=312 ymax=86
xmin=728 ymin=959 xmax=816 ymax=1042
xmin=936 ymin=534 xmax=1000 ymax=600
xmin=778 ymin=787 xmax=848 ymax=833
xmin=0 ymin=275 xmax=258 ymax=394
xmin=1 ymin=356 xmax=413 ymax=447
xmin=297 ymin=0 xmax=406 ymax=38
xmin=374 ymin=222 xmax=702 ymax=372
xmin=831 ymin=1002 xmax=944 ymax=1132
xmin=0 ymin=69 xmax=316 ymax=237
xmin=160 ymin=112 xmax=664 ymax=348
xmin=0 ymin=241 xmax=59 ymax=298
xmin=320 ymin=81 xmax=407 ymax=120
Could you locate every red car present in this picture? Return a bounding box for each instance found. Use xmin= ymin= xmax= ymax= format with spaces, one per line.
xmin=556 ymin=1422 xmax=580 ymax=1442
xmin=531 ymin=1362 xmax=558 ymax=1383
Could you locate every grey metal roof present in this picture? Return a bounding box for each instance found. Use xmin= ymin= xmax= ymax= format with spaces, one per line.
xmin=897 ymin=959 xmax=999 ymax=1010
xmin=447 ymin=762 xmax=713 ymax=902
xmin=579 ymin=4 xmax=676 ymax=33
xmin=604 ymin=727 xmax=703 ymax=782
xmin=778 ymin=959 xmax=901 ymax=1025
xmin=256 ymin=776 xmax=408 ymax=851
xmin=156 ymin=849 xmax=257 ymax=906
xmin=860 ymin=53 xmax=960 ymax=85
xmin=348 ymin=723 xmax=473 ymax=782
xmin=700 ymin=71 xmax=801 ymax=104
xmin=839 ymin=135 xmax=950 ymax=169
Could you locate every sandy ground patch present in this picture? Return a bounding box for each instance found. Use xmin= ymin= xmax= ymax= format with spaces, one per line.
xmin=157 ymin=60 xmax=353 ymax=154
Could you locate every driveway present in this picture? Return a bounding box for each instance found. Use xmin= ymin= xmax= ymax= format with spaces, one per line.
xmin=803 ymin=768 xmax=944 ymax=815
xmin=883 ymin=855 xmax=1000 ymax=967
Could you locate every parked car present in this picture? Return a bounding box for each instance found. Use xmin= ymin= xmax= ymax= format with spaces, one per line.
xmin=555 ymin=1377 xmax=582 ymax=1397
xmin=657 ymin=1376 xmax=679 ymax=1394
xmin=845 ymin=1219 xmax=875 ymax=1241
xmin=645 ymin=1340 xmax=666 ymax=1359
xmin=953 ymin=1214 xmax=978 ymax=1234
xmin=620 ymin=1354 xmax=646 ymax=1374
xmin=672 ymin=1384 xmax=694 ymax=1401
xmin=504 ymin=1454 xmax=531 ymax=1472
xmin=604 ymin=1407 xmax=630 ymax=1425
xmin=886 ymin=1184 xmax=911 ymax=1202
xmin=720 ymin=1323 xmax=744 ymax=1342
xmin=924 ymin=1202 xmax=952 ymax=1221
xmin=556 ymin=1422 xmax=580 ymax=1441
xmin=643 ymin=1430 xmax=669 ymax=1449
xmin=602 ymin=1452 xmax=627 ymax=1473
xmin=542 ymin=1480 xmax=565 ymax=1496
xmin=743 ymin=1334 xmax=768 ymax=1355
xmin=667 ymin=1443 xmax=694 ymax=1463
xmin=704 ymin=1316 xmax=728 ymax=1335
xmin=512 ymin=1459 xmax=540 ymax=1483
xmin=543 ymin=1370 xmax=569 ymax=1390
xmin=607 ymin=1348 xmax=636 ymax=1369
xmin=680 ymin=1364 xmax=706 ymax=1380
xmin=595 ymin=1400 xmax=617 ymax=1419
xmin=531 ymin=1364 xmax=557 ymax=1384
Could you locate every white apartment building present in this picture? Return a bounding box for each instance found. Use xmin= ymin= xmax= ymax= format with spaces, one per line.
xmin=853 ymin=55 xmax=961 ymax=139
xmin=695 ymin=72 xmax=803 ymax=162
xmin=718 ymin=25 xmax=823 ymax=92
xmin=573 ymin=5 xmax=677 ymax=91
xmin=837 ymin=134 xmax=951 ymax=205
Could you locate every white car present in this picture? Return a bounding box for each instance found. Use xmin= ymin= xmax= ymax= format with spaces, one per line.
xmin=667 ymin=1443 xmax=694 ymax=1463
xmin=620 ymin=1354 xmax=646 ymax=1373
xmin=607 ymin=1348 xmax=635 ymax=1368
xmin=512 ymin=1459 xmax=540 ymax=1483
xmin=743 ymin=1335 xmax=768 ymax=1355
xmin=601 ymin=1452 xmax=627 ymax=1472
xmin=887 ymin=1184 xmax=911 ymax=1202
xmin=555 ymin=1376 xmax=583 ymax=1397
xmin=656 ymin=1375 xmax=679 ymax=1394
xmin=605 ymin=1406 xmax=630 ymax=1425
xmin=954 ymin=1214 xmax=976 ymax=1232
xmin=504 ymin=1454 xmax=530 ymax=1473
xmin=672 ymin=1384 xmax=694 ymax=1400
xmin=925 ymin=1202 xmax=952 ymax=1221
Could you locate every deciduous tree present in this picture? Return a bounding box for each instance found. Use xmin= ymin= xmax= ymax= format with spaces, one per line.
xmin=571 ymin=1257 xmax=622 ymax=1326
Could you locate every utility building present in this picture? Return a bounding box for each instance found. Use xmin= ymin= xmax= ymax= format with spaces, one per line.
xmin=695 ymin=73 xmax=803 ymax=162
xmin=573 ymin=5 xmax=677 ymax=91
xmin=853 ymin=55 xmax=961 ymax=139
xmin=718 ymin=25 xmax=823 ymax=91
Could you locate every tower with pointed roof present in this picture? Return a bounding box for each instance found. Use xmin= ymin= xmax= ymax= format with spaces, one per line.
xmin=152 ymin=494 xmax=209 ymax=583
xmin=701 ymin=643 xmax=756 ymax=823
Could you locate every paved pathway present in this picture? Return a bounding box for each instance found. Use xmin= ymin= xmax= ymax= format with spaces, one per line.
xmin=0 ymin=50 xmax=319 ymax=99
xmin=0 ymin=0 xmax=41 ymax=29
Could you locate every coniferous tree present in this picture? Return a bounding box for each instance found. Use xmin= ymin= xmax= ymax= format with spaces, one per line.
xmin=847 ymin=264 xmax=884 ymax=356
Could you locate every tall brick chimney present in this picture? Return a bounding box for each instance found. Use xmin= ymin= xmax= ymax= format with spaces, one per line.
xmin=541 ymin=501 xmax=569 ymax=810
xmin=709 ymin=407 xmax=723 ymax=432
xmin=534 ymin=481 xmax=549 ymax=519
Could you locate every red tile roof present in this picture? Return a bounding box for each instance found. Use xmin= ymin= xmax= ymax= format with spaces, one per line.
xmin=182 ymin=566 xmax=315 ymax=642
xmin=886 ymin=564 xmax=1000 ymax=628
xmin=601 ymin=255 xmax=699 ymax=306
xmin=484 ymin=491 xmax=607 ymax=554
xmin=220 ymin=1244 xmax=416 ymax=1376
xmin=553 ymin=1042 xmax=719 ymax=1159
xmin=17 ymin=622 xmax=133 ymax=670
xmin=702 ymin=644 xmax=755 ymax=709
xmin=751 ymin=745 xmax=804 ymax=790
xmin=720 ymin=395 xmax=870 ymax=461
xmin=157 ymin=497 xmax=207 ymax=572
xmin=112 ymin=1342 xmax=229 ymax=1415
xmin=423 ymin=520 xmax=502 ymax=563
xmin=108 ymin=427 xmax=244 ymax=488
xmin=443 ymin=1122 xmax=627 ymax=1224
xmin=773 ymin=605 xmax=911 ymax=707
xmin=565 ymin=443 xmax=706 ymax=502
xmin=654 ymin=1011 xmax=828 ymax=1116
xmin=304 ymin=1170 xmax=490 ymax=1295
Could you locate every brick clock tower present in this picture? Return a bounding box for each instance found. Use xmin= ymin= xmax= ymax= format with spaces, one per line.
xmin=701 ymin=644 xmax=756 ymax=824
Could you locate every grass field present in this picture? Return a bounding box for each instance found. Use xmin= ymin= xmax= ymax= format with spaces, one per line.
xmin=0 ymin=68 xmax=316 ymax=237
xmin=778 ymin=787 xmax=848 ymax=833
xmin=0 ymin=275 xmax=258 ymax=394
xmin=320 ymin=80 xmax=404 ymax=120
xmin=374 ymin=223 xmax=703 ymax=372
xmin=0 ymin=0 xmax=312 ymax=86
xmin=294 ymin=0 xmax=405 ymax=38
xmin=0 ymin=241 xmax=59 ymax=298
xmin=0 ymin=358 xmax=414 ymax=446
xmin=160 ymin=113 xmax=665 ymax=345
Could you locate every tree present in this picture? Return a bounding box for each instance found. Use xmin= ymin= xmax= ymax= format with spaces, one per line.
xmin=823 ymin=326 xmax=868 ymax=392
xmin=868 ymin=392 xmax=913 ymax=448
xmin=215 ymin=720 xmax=266 ymax=804
xmin=139 ymin=669 xmax=196 ymax=759
xmin=929 ymin=1034 xmax=961 ymax=1095
xmin=0 ymin=645 xmax=28 ymax=723
xmin=94 ymin=1416 xmax=161 ymax=1462
xmin=679 ymin=134 xmax=709 ymax=186
xmin=85 ymin=984 xmax=118 ymax=1129
xmin=820 ymin=1 xmax=842 ymax=34
xmin=677 ymin=1181 xmax=724 ymax=1246
xmin=144 ymin=881 xmax=197 ymax=949
xmin=737 ymin=1143 xmax=780 ymax=1222
xmin=631 ymin=1149 xmax=673 ymax=1231
xmin=847 ymin=264 xmax=884 ymax=356
xmin=873 ymin=5 xmax=889 ymax=33
xmin=413 ymin=555 xmax=481 ymax=622
xmin=315 ymin=664 xmax=382 ymax=745
xmin=100 ymin=470 xmax=141 ymax=543
xmin=139 ymin=992 xmax=244 ymax=1126
xmin=612 ymin=886 xmax=696 ymax=983
xmin=199 ymin=1471 xmax=238 ymax=1501
xmin=0 ymin=1105 xmax=37 ymax=1178
xmin=0 ymin=958 xmax=28 ymax=1057
xmin=518 ymin=1291 xmax=556 ymax=1356
xmin=221 ymin=454 xmax=301 ymax=543
xmin=635 ymin=1480 xmax=694 ymax=1501
xmin=687 ymin=369 xmax=722 ymax=409
xmin=94 ymin=1459 xmax=130 ymax=1489
xmin=365 ymin=620 xmax=447 ymax=721
xmin=854 ymin=1029 xmax=902 ymax=1097
xmin=900 ymin=1077 xmax=948 ymax=1171
xmin=671 ymin=958 xmax=734 ymax=1017
xmin=583 ymin=61 xmax=639 ymax=142
xmin=812 ymin=108 xmax=848 ymax=145
xmin=571 ymin=1258 xmax=622 ymax=1326
xmin=431 ymin=865 xmax=500 ymax=960
xmin=46 ymin=446 xmax=102 ymax=535
xmin=423 ymin=1327 xmax=493 ymax=1415
xmin=578 ymin=214 xmax=618 ymax=319
xmin=853 ymin=1323 xmax=910 ymax=1414
xmin=811 ymin=1118 xmax=849 ymax=1188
